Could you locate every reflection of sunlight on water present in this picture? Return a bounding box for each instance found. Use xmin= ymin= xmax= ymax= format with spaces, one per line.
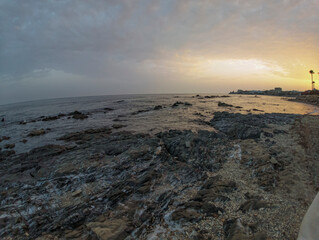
xmin=1 ymin=94 xmax=319 ymax=153
xmin=124 ymin=95 xmax=319 ymax=134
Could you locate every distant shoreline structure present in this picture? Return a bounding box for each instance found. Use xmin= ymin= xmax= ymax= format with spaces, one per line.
xmin=229 ymin=87 xmax=301 ymax=97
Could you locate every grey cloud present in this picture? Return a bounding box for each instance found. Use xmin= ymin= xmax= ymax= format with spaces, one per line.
xmin=0 ymin=0 xmax=318 ymax=103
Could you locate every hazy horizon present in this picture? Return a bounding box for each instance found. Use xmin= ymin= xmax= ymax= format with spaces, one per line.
xmin=1 ymin=0 xmax=318 ymax=105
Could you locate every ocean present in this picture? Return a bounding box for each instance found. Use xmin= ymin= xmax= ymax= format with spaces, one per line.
xmin=0 ymin=94 xmax=318 ymax=153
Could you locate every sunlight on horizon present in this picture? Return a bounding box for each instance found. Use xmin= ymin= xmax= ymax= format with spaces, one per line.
xmin=140 ymin=50 xmax=317 ymax=91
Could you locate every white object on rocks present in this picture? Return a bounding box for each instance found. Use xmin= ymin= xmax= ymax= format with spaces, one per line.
xmin=298 ymin=192 xmax=319 ymax=240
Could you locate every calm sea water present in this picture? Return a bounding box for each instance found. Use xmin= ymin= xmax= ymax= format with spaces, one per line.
xmin=0 ymin=94 xmax=318 ymax=153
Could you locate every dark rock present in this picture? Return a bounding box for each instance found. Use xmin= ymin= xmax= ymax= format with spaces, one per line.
xmin=202 ymin=177 xmax=237 ymax=192
xmin=28 ymin=129 xmax=46 ymax=137
xmin=68 ymin=111 xmax=88 ymax=120
xmin=239 ymin=199 xmax=269 ymax=213
xmin=113 ymin=118 xmax=126 ymax=122
xmin=205 ymin=95 xmax=230 ymax=99
xmin=1 ymin=118 xmax=4 ymax=122
xmin=252 ymin=108 xmax=264 ymax=112
xmin=0 ymin=150 xmax=15 ymax=160
xmin=254 ymin=232 xmax=268 ymax=240
xmin=211 ymin=112 xmax=281 ymax=139
xmin=153 ymin=105 xmax=163 ymax=110
xmin=63 ymin=212 xmax=86 ymax=229
xmin=194 ymin=190 xmax=231 ymax=203
xmin=224 ymin=219 xmax=267 ymax=240
xmin=112 ymin=124 xmax=126 ymax=129
xmin=193 ymin=112 xmax=205 ymax=117
xmin=42 ymin=116 xmax=59 ymax=121
xmin=104 ymin=142 xmax=130 ymax=156
xmin=204 ymin=95 xmax=215 ymax=98
xmin=244 ymin=192 xmax=262 ymax=200
xmin=183 ymin=201 xmax=223 ymax=216
xmin=104 ymin=107 xmax=114 ymax=111
xmin=72 ymin=113 xmax=88 ymax=120
xmin=172 ymin=101 xmax=192 ymax=107
xmin=2 ymin=136 xmax=10 ymax=140
xmin=263 ymin=131 xmax=274 ymax=138
xmin=20 ymin=139 xmax=28 ymax=144
xmin=224 ymin=219 xmax=247 ymax=240
xmin=193 ymin=177 xmax=236 ymax=202
xmin=69 ymin=110 xmax=82 ymax=115
xmin=218 ymin=102 xmax=233 ymax=107
xmin=59 ymin=127 xmax=111 ymax=142
xmin=157 ymin=130 xmax=228 ymax=170
xmin=137 ymin=171 xmax=158 ymax=186
xmin=85 ymin=174 xmax=96 ymax=183
xmin=273 ymin=129 xmax=288 ymax=134
xmin=23 ymin=145 xmax=67 ymax=160
xmin=171 ymin=208 xmax=202 ymax=222
xmin=4 ymin=144 xmax=15 ymax=149
xmin=136 ymin=184 xmax=151 ymax=194
xmin=131 ymin=109 xmax=150 ymax=115
xmin=192 ymin=119 xmax=211 ymax=126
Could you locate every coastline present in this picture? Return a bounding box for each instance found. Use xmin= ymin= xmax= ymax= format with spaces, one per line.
xmin=289 ymin=95 xmax=319 ymax=108
xmin=0 ymin=96 xmax=319 ymax=239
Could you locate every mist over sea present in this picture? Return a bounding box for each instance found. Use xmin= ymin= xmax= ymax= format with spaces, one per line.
xmin=0 ymin=94 xmax=318 ymax=153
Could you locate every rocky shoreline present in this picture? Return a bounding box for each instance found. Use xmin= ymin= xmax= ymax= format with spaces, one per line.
xmin=290 ymin=95 xmax=319 ymax=108
xmin=1 ymin=110 xmax=319 ymax=239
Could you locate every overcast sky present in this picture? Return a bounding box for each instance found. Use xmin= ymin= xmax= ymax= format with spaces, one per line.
xmin=1 ymin=0 xmax=318 ymax=104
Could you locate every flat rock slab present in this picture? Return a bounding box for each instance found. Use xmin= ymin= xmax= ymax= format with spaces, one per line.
xmin=86 ymin=218 xmax=129 ymax=240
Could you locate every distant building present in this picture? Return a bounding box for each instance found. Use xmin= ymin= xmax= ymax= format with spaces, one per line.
xmin=230 ymin=87 xmax=301 ymax=97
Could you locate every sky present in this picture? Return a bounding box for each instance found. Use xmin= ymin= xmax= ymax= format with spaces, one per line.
xmin=1 ymin=0 xmax=319 ymax=104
